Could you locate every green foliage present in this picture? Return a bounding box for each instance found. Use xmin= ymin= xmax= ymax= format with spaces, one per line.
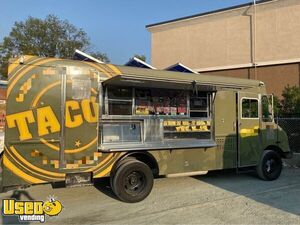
xmin=0 ymin=15 xmax=109 ymax=78
xmin=132 ymin=54 xmax=146 ymax=62
xmin=2 ymin=15 xmax=90 ymax=58
xmin=0 ymin=43 xmax=8 ymax=78
xmin=280 ymin=85 xmax=300 ymax=116
xmin=273 ymin=95 xmax=282 ymax=116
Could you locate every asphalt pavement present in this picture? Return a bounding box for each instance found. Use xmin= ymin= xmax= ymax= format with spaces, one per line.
xmin=1 ymin=167 xmax=300 ymax=225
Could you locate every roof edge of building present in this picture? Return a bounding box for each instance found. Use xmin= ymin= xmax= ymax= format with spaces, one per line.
xmin=196 ymin=58 xmax=300 ymax=72
xmin=146 ymin=0 xmax=274 ymax=29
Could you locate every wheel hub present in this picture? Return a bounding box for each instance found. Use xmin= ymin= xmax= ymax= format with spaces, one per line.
xmin=125 ymin=171 xmax=145 ymax=194
xmin=266 ymin=159 xmax=275 ymax=173
xmin=128 ymin=174 xmax=138 ymax=186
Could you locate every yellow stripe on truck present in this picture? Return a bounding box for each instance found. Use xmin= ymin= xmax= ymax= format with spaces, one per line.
xmin=3 ymin=154 xmax=46 ymax=184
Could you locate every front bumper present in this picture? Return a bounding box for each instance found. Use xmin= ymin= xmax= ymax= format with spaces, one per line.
xmin=283 ymin=151 xmax=293 ymax=159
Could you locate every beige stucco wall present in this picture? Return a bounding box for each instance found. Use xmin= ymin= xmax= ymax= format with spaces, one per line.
xmin=148 ymin=0 xmax=300 ymax=70
xmin=203 ymin=64 xmax=300 ymax=97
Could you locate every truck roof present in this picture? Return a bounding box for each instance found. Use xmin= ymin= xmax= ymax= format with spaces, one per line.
xmin=105 ymin=64 xmax=263 ymax=90
xmin=8 ymin=55 xmax=263 ymax=91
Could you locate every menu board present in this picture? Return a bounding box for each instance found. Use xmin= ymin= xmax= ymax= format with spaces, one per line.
xmin=135 ymin=89 xmax=187 ymax=116
xmin=164 ymin=120 xmax=211 ymax=132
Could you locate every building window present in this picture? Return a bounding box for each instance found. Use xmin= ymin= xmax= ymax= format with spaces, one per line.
xmin=242 ymin=98 xmax=258 ymax=118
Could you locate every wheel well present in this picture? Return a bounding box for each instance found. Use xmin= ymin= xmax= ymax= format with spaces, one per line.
xmin=119 ymin=152 xmax=159 ymax=177
xmin=265 ymin=145 xmax=284 ymax=157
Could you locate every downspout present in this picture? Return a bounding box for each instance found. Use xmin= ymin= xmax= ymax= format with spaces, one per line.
xmin=253 ymin=0 xmax=258 ymax=80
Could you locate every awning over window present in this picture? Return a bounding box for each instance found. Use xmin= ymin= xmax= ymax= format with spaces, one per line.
xmin=103 ymin=65 xmax=263 ymax=91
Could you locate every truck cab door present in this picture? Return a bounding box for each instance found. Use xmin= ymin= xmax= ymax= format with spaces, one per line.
xmin=238 ymin=92 xmax=260 ymax=166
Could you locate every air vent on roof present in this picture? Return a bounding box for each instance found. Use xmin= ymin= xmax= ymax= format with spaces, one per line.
xmin=125 ymin=57 xmax=156 ymax=69
xmin=73 ymin=49 xmax=104 ymax=64
xmin=165 ymin=63 xmax=199 ymax=74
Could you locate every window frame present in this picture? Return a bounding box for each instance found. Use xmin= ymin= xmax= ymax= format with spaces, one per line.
xmin=189 ymin=92 xmax=211 ymax=118
xmin=240 ymin=97 xmax=259 ymax=119
xmin=101 ymin=120 xmax=143 ymax=144
xmin=103 ymin=85 xmax=212 ymax=120
xmin=261 ymin=94 xmax=274 ymax=122
xmin=105 ymin=86 xmax=133 ymax=116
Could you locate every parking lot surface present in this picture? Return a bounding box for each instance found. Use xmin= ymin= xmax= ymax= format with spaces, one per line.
xmin=1 ymin=167 xmax=300 ymax=225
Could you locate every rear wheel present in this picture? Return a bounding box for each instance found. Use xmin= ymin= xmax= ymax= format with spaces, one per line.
xmin=111 ymin=159 xmax=153 ymax=203
xmin=256 ymin=150 xmax=282 ymax=181
xmin=110 ymin=157 xmax=136 ymax=193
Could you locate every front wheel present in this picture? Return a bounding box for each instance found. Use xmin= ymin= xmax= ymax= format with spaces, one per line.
xmin=111 ymin=159 xmax=153 ymax=203
xmin=256 ymin=150 xmax=282 ymax=181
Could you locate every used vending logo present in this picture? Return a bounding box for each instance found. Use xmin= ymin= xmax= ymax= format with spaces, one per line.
xmin=2 ymin=196 xmax=63 ymax=223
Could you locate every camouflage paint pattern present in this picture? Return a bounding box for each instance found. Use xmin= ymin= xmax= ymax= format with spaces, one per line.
xmin=2 ymin=56 xmax=123 ymax=188
xmin=1 ymin=56 xmax=291 ymax=190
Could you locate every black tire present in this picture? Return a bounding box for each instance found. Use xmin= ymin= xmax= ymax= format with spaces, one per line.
xmin=256 ymin=150 xmax=282 ymax=181
xmin=111 ymin=159 xmax=153 ymax=203
xmin=110 ymin=157 xmax=136 ymax=193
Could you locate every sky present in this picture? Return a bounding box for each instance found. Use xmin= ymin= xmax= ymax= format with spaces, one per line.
xmin=0 ymin=0 xmax=251 ymax=65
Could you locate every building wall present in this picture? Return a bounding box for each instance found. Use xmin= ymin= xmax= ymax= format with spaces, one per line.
xmin=202 ymin=63 xmax=300 ymax=97
xmin=147 ymin=0 xmax=300 ymax=96
xmin=149 ymin=0 xmax=300 ymax=70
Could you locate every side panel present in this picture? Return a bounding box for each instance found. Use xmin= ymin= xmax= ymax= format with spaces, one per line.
xmin=2 ymin=56 xmax=122 ymax=189
xmin=151 ymin=90 xmax=239 ymax=175
xmin=214 ymin=91 xmax=237 ymax=169
xmin=151 ymin=148 xmax=218 ymax=175
xmin=62 ymin=66 xmax=100 ymax=169
xmin=4 ymin=57 xmax=64 ymax=187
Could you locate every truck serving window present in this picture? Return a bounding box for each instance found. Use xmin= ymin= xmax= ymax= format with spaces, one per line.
xmin=135 ymin=88 xmax=187 ymax=116
xmin=190 ymin=92 xmax=210 ymax=118
xmin=163 ymin=92 xmax=212 ymax=140
xmin=242 ymin=98 xmax=258 ymax=118
xmin=107 ymin=86 xmax=132 ymax=115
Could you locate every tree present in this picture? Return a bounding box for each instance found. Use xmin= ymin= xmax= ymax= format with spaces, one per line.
xmin=280 ymin=85 xmax=300 ymax=116
xmin=0 ymin=15 xmax=109 ymax=78
xmin=0 ymin=43 xmax=8 ymax=78
xmin=132 ymin=54 xmax=146 ymax=62
xmin=273 ymin=95 xmax=282 ymax=116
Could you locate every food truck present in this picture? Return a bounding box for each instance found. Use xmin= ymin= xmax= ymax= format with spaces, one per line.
xmin=0 ymin=80 xmax=7 ymax=154
xmin=1 ymin=56 xmax=292 ymax=202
